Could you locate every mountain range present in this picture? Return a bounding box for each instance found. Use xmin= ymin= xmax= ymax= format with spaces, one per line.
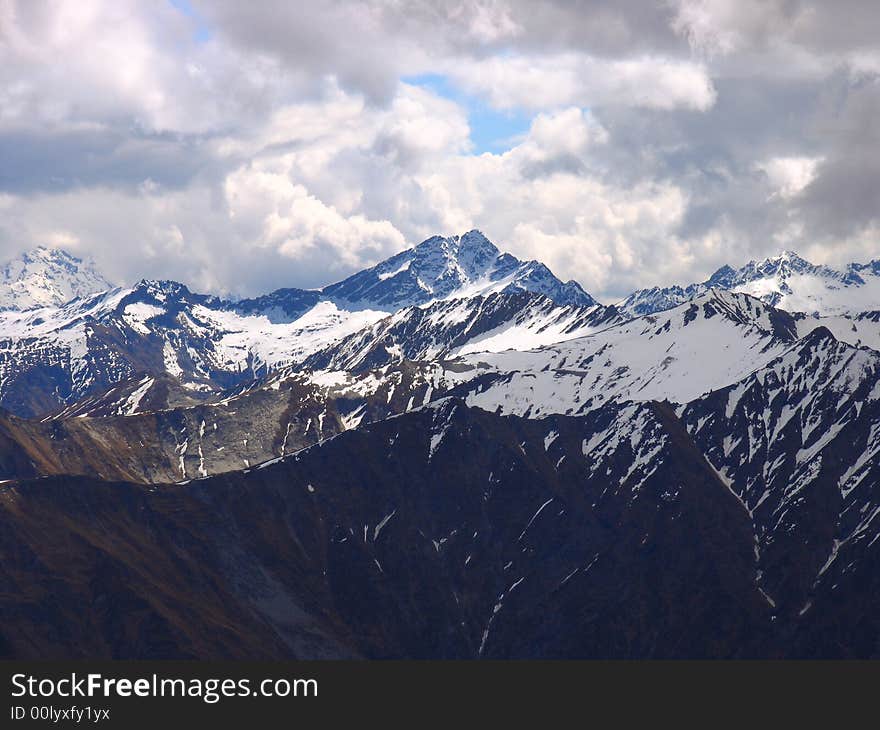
xmin=1 ymin=231 xmax=879 ymax=659
xmin=619 ymin=249 xmax=880 ymax=317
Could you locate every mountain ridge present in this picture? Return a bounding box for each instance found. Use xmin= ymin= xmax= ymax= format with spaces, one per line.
xmin=620 ymin=249 xmax=880 ymax=317
xmin=7 ymin=237 xmax=880 ymax=324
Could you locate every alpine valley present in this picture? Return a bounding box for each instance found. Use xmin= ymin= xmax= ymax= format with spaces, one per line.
xmin=2 ymin=230 xmax=880 ymax=660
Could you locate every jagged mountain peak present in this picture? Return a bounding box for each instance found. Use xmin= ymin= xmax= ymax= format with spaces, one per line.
xmin=742 ymin=249 xmax=832 ymax=279
xmin=763 ymin=248 xmax=807 ymax=263
xmin=706 ymin=264 xmax=737 ymax=287
xmin=131 ymin=278 xmax=192 ymax=297
xmin=621 ymin=249 xmax=880 ymax=317
xmin=637 ymin=288 xmax=800 ymax=347
xmin=22 ymin=246 xmax=77 ymax=263
xmin=0 ymin=246 xmax=113 ymax=311
xmin=396 ymin=229 xmax=502 ymax=286
xmin=415 ymin=229 xmax=498 ymax=259
xmin=322 ymin=230 xmax=596 ymax=309
xmin=697 ymin=286 xmax=771 ymax=308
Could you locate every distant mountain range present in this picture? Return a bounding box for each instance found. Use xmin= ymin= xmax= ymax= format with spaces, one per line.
xmin=1 ymin=232 xmax=880 ymax=659
xmin=0 ymin=232 xmax=609 ymax=417
xmin=619 ymin=249 xmax=880 ymax=317
xmin=3 ymin=235 xmax=877 ymax=319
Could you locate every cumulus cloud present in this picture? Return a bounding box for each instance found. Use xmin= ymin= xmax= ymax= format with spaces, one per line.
xmin=672 ymin=0 xmax=880 ymax=60
xmin=445 ymin=53 xmax=716 ymax=111
xmin=1 ymin=0 xmax=231 ymax=133
xmin=225 ymin=173 xmax=406 ymax=269
xmin=756 ymin=156 xmax=822 ymax=200
xmin=0 ymin=0 xmax=878 ymax=301
xmin=224 ymin=101 xmax=694 ymax=297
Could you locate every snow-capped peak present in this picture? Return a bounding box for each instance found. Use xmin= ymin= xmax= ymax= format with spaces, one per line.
xmin=0 ymin=246 xmax=114 ymax=311
xmin=322 ymin=229 xmax=596 ymax=309
xmin=620 ymin=249 xmax=880 ymax=317
xmin=416 ymin=230 xmax=500 ymax=275
xmin=739 ymin=250 xmax=843 ymax=282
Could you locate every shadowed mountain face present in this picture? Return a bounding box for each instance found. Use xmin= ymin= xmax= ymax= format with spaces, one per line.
xmin=4 ymin=399 xmax=874 ymax=660
xmin=0 ymin=401 xmax=779 ymax=660
xmin=677 ymin=328 xmax=880 ymax=653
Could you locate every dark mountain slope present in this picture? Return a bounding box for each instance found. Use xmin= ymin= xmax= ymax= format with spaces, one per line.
xmin=0 ymin=400 xmax=773 ymax=659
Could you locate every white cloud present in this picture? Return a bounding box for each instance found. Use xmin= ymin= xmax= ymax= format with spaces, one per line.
xmin=388 ymin=107 xmax=692 ymax=296
xmin=2 ymin=0 xmax=186 ymax=130
xmin=224 ymin=171 xmax=406 ymax=270
xmin=672 ymin=0 xmax=777 ymax=55
xmin=444 ymin=0 xmax=523 ymax=42
xmin=0 ymin=0 xmax=311 ymax=135
xmin=0 ymin=90 xmax=694 ymax=300
xmin=445 ymin=53 xmax=717 ymax=111
xmin=756 ymin=156 xmax=822 ymax=199
xmin=44 ymin=230 xmax=81 ymax=250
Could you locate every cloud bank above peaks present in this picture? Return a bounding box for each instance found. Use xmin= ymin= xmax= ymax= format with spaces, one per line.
xmin=0 ymin=0 xmax=878 ymax=301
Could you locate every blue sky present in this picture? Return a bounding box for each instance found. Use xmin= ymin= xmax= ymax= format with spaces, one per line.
xmin=404 ymin=74 xmax=531 ymax=154
xmin=169 ymin=0 xmax=213 ymax=42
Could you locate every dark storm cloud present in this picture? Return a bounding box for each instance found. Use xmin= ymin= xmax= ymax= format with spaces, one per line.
xmin=191 ymin=0 xmax=407 ymax=104
xmin=579 ymin=64 xmax=876 ymax=268
xmin=797 ymin=74 xmax=880 ymax=240
xmin=379 ymin=0 xmax=687 ymax=56
xmin=519 ymin=154 xmax=589 ymax=180
xmin=193 ymin=0 xmax=692 ymax=105
xmin=0 ymin=129 xmax=216 ymax=194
